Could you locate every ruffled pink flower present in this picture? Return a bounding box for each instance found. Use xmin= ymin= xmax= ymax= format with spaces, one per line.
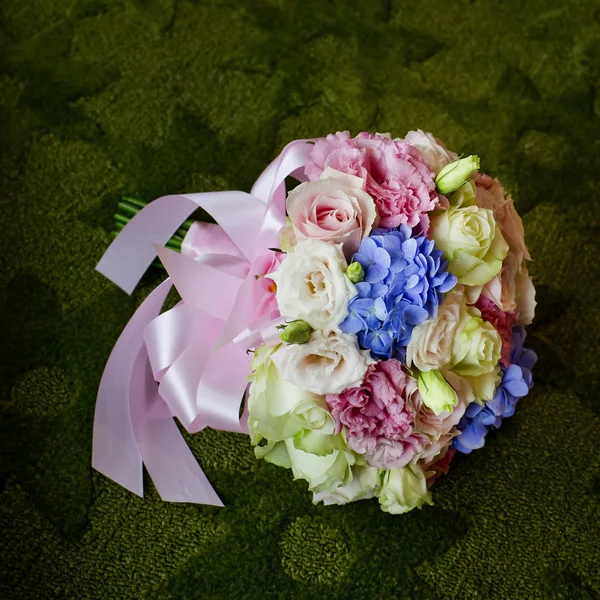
xmin=475 ymin=295 xmax=517 ymax=366
xmin=326 ymin=359 xmax=426 ymax=469
xmin=305 ymin=132 xmax=445 ymax=232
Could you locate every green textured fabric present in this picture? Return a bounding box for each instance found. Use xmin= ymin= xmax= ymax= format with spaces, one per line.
xmin=1 ymin=0 xmax=600 ymax=598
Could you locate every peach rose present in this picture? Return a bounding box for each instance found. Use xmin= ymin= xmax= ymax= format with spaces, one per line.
xmin=475 ymin=174 xmax=531 ymax=265
xmin=481 ymin=254 xmax=536 ymax=325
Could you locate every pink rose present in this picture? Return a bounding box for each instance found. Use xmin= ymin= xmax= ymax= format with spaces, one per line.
xmin=326 ymin=359 xmax=426 ymax=469
xmin=252 ymin=251 xmax=283 ymax=320
xmin=286 ymin=168 xmax=377 ymax=257
xmin=475 ymin=295 xmax=517 ymax=366
xmin=305 ymin=131 xmax=445 ymax=232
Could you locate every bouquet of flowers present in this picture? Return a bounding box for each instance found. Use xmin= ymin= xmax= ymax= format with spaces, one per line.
xmin=94 ymin=130 xmax=536 ymax=514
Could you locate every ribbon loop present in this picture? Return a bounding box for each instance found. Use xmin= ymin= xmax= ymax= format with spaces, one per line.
xmin=93 ymin=139 xmax=314 ymax=504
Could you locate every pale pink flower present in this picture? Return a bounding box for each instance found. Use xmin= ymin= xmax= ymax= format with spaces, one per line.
xmin=326 ymin=359 xmax=426 ymax=469
xmin=252 ymin=251 xmax=283 ymax=320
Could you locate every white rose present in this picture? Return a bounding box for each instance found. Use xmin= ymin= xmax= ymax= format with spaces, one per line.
xmin=377 ymin=464 xmax=433 ymax=515
xmin=430 ymin=205 xmax=509 ymax=286
xmin=267 ymin=239 xmax=357 ymax=331
xmin=286 ymin=168 xmax=377 ymax=257
xmin=271 ymin=330 xmax=374 ymax=395
xmin=405 ymin=129 xmax=458 ymax=174
xmin=256 ymin=430 xmax=355 ymax=494
xmin=312 ymin=465 xmax=381 ymax=506
xmin=247 ymin=344 xmax=334 ymax=445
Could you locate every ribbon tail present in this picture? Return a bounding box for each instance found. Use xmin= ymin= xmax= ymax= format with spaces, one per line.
xmin=130 ymin=347 xmax=223 ymax=506
xmin=157 ymin=312 xmax=225 ymax=429
xmin=92 ymin=278 xmax=173 ymax=496
xmin=190 ymin=341 xmax=252 ymax=434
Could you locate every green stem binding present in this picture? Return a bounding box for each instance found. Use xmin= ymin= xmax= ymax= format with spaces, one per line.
xmin=113 ymin=196 xmax=193 ymax=270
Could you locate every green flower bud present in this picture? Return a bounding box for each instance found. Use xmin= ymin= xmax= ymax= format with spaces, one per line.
xmin=417 ymin=369 xmax=458 ymax=415
xmin=279 ymin=320 xmax=313 ymax=345
xmin=435 ymin=155 xmax=480 ymax=195
xmin=345 ymin=262 xmax=365 ymax=284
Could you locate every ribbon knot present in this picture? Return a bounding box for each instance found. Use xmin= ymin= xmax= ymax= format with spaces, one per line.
xmin=93 ymin=140 xmax=312 ymax=504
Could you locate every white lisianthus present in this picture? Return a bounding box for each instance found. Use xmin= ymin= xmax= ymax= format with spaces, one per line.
xmin=267 ymin=239 xmax=357 ymax=332
xmin=247 ymin=345 xmax=334 ymax=445
xmin=430 ymin=205 xmax=509 ymax=286
xmin=416 ymin=369 xmax=458 ymax=415
xmin=271 ymin=330 xmax=374 ymax=395
xmin=313 ymin=465 xmax=381 ymax=506
xmin=405 ymin=129 xmax=458 ymax=174
xmin=256 ymin=429 xmax=355 ymax=494
xmin=377 ymin=464 xmax=433 ymax=515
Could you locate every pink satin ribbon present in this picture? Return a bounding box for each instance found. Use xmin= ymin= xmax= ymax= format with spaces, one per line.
xmin=93 ymin=140 xmax=312 ymax=504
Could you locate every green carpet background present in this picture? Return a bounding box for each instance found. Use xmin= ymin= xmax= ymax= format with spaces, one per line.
xmin=1 ymin=0 xmax=599 ymax=598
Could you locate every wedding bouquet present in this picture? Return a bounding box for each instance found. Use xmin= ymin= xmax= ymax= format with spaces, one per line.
xmin=94 ymin=130 xmax=536 ymax=514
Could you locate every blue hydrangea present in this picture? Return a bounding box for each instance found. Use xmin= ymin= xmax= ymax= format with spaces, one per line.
xmin=453 ymin=327 xmax=537 ymax=454
xmin=340 ymin=225 xmax=457 ymax=360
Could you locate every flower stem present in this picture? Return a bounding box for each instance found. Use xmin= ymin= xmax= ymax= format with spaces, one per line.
xmin=113 ymin=196 xmax=192 ymax=267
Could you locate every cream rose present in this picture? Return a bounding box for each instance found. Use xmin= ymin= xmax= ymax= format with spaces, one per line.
xmin=430 ymin=205 xmax=509 ymax=286
xmin=406 ymin=288 xmax=464 ymax=371
xmin=405 ymin=129 xmax=458 ymax=174
xmin=267 ymin=239 xmax=357 ymax=332
xmin=271 ymin=330 xmax=374 ymax=395
xmin=407 ymin=286 xmax=502 ymax=377
xmin=286 ymin=168 xmax=377 ymax=257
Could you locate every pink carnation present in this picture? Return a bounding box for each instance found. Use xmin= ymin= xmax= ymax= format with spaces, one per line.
xmin=305 ymin=131 xmax=445 ymax=232
xmin=475 ymin=295 xmax=517 ymax=366
xmin=326 ymin=359 xmax=426 ymax=469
